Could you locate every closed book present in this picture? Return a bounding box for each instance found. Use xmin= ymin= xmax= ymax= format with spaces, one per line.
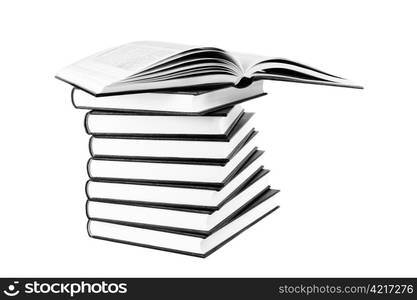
xmin=89 ymin=112 xmax=254 ymax=161
xmin=87 ymin=188 xmax=279 ymax=258
xmin=87 ymin=151 xmax=266 ymax=209
xmin=88 ymin=133 xmax=258 ymax=187
xmin=87 ymin=167 xmax=269 ymax=233
xmin=85 ymin=105 xmax=243 ymax=136
xmin=71 ymin=81 xmax=265 ymax=115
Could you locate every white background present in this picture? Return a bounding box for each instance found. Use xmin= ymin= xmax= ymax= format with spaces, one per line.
xmin=0 ymin=0 xmax=416 ymax=277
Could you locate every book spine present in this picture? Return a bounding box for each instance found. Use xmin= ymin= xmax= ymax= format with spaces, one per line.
xmin=84 ymin=112 xmax=92 ymax=135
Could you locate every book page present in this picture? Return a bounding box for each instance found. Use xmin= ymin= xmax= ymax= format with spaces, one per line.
xmin=231 ymin=51 xmax=270 ymax=75
xmin=56 ymin=41 xmax=198 ymax=94
xmin=231 ymin=52 xmax=359 ymax=88
xmin=91 ymin=41 xmax=195 ymax=73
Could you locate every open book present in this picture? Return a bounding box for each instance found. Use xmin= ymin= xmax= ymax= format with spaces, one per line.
xmin=56 ymin=41 xmax=361 ymax=96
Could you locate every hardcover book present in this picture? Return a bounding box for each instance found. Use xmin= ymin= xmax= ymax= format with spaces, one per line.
xmin=85 ymin=105 xmax=243 ymax=136
xmin=89 ymin=113 xmax=254 ymax=161
xmin=88 ymin=188 xmax=279 ymax=257
xmin=56 ymin=41 xmax=361 ymax=96
xmin=87 ymin=168 xmax=270 ymax=233
xmin=87 ymin=151 xmax=266 ymax=209
xmin=71 ymin=81 xmax=265 ymax=115
xmin=87 ymin=133 xmax=257 ymax=186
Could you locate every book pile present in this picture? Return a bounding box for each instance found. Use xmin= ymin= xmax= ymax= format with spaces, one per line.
xmin=70 ymin=82 xmax=279 ymax=257
xmin=57 ymin=41 xmax=359 ymax=257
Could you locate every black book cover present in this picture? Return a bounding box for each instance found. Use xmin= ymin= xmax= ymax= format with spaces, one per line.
xmin=88 ymin=148 xmax=263 ymax=190
xmin=88 ymin=112 xmax=254 ymax=142
xmin=90 ymin=130 xmax=257 ymax=166
xmin=87 ymin=185 xmax=274 ymax=236
xmin=87 ymin=168 xmax=269 ymax=213
xmin=71 ymin=85 xmax=266 ymax=116
xmin=87 ymin=189 xmax=279 ymax=258
xmin=85 ymin=109 xmax=245 ymax=139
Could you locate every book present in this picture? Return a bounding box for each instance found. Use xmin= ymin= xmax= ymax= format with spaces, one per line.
xmin=87 ymin=168 xmax=269 ymax=233
xmin=87 ymin=188 xmax=279 ymax=257
xmin=85 ymin=105 xmax=244 ymax=136
xmin=56 ymin=41 xmax=361 ymax=96
xmin=89 ymin=113 xmax=254 ymax=161
xmin=87 ymin=152 xmax=266 ymax=209
xmin=87 ymin=134 xmax=258 ymax=187
xmin=71 ymin=81 xmax=265 ymax=115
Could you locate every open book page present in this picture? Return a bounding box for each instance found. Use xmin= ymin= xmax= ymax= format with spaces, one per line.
xmin=232 ymin=51 xmax=340 ymax=79
xmin=56 ymin=41 xmax=361 ymax=94
xmin=56 ymin=41 xmax=196 ymax=94
xmin=231 ymin=52 xmax=270 ymax=75
xmin=232 ymin=51 xmax=357 ymax=87
xmin=91 ymin=41 xmax=195 ymax=73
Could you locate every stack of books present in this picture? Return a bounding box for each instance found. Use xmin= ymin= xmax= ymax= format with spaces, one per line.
xmin=71 ymin=82 xmax=279 ymax=257
xmin=57 ymin=41 xmax=359 ymax=257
